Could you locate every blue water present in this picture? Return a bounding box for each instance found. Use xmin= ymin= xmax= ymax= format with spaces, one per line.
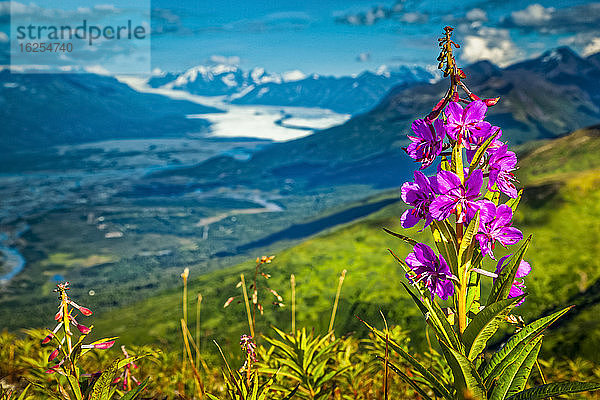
xmin=0 ymin=246 xmax=26 ymax=283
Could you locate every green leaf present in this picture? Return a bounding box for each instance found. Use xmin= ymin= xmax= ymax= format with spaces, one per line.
xmin=484 ymin=185 xmax=501 ymax=205
xmin=119 ymin=377 xmax=149 ymax=400
xmin=66 ymin=376 xmax=83 ymax=400
xmin=89 ymin=358 xmax=120 ymax=400
xmin=16 ymin=384 xmax=31 ymax=400
xmin=280 ymin=384 xmax=300 ymax=400
xmin=378 ymin=356 xmax=434 ymax=400
xmin=488 ymin=335 xmax=543 ymax=400
xmin=382 ymin=227 xmax=418 ymax=246
xmin=458 ymin=211 xmax=480 ymax=274
xmin=468 ymin=129 xmax=501 ymax=176
xmin=506 ymin=381 xmax=600 ymax=400
xmin=463 ymin=295 xmax=525 ymax=361
xmin=481 ymin=306 xmax=572 ymax=381
xmin=505 ymin=337 xmax=542 ymax=398
xmin=89 ymin=356 xmax=147 ymax=400
xmin=401 ymin=282 xmax=463 ymax=352
xmin=504 ymin=189 xmax=523 ymax=213
xmin=439 ymin=340 xmax=487 ymax=400
xmin=205 ymin=394 xmax=221 ymax=400
xmin=359 ymin=318 xmax=453 ymax=400
xmin=486 ymin=236 xmax=531 ymax=306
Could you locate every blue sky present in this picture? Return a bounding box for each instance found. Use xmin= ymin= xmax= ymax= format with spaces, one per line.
xmin=2 ymin=0 xmax=600 ymax=76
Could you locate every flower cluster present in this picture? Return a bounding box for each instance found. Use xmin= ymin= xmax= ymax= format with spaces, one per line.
xmin=401 ymin=93 xmax=527 ymax=305
xmin=42 ymin=282 xmax=115 ymax=374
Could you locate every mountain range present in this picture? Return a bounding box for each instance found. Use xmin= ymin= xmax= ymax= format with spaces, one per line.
xmin=149 ymin=47 xmax=600 ymax=191
xmin=148 ymin=64 xmax=435 ymax=114
xmin=0 ymin=70 xmax=221 ymax=154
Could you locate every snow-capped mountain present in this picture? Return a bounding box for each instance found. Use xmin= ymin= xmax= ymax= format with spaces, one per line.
xmin=148 ymin=64 xmax=434 ymax=114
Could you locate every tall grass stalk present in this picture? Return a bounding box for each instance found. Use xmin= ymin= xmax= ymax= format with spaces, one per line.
xmin=240 ymin=273 xmax=255 ymax=337
xmin=291 ymin=274 xmax=296 ymax=333
xmin=328 ymin=269 xmax=347 ymax=334
xmin=196 ymin=293 xmax=203 ymax=371
xmin=181 ymin=268 xmax=190 ymax=382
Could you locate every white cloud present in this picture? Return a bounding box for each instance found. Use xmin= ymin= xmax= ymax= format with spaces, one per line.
xmin=583 ymin=38 xmax=600 ymax=57
xmin=84 ymin=65 xmax=111 ymax=75
xmin=466 ymin=8 xmax=487 ymax=22
xmin=282 ymin=70 xmax=306 ymax=82
xmin=400 ymin=11 xmax=427 ymax=24
xmin=461 ymin=27 xmax=521 ymax=67
xmin=0 ymin=32 xmax=8 ymax=42
xmin=356 ymin=52 xmax=370 ymax=62
xmin=509 ymin=4 xmax=554 ymax=27
xmin=209 ymin=55 xmax=240 ymax=66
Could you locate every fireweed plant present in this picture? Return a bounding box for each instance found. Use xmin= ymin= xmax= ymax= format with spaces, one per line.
xmin=371 ymin=26 xmax=600 ymax=399
xmin=39 ymin=282 xmax=149 ymax=400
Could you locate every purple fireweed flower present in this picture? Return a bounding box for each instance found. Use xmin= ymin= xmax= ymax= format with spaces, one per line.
xmin=405 ymin=243 xmax=455 ymax=300
xmin=429 ymin=169 xmax=485 ymax=223
xmin=400 ymin=171 xmax=437 ymax=229
xmin=476 ymin=201 xmax=523 ymax=259
xmin=405 ymin=118 xmax=446 ymax=169
xmin=495 ymin=254 xmax=531 ymax=306
xmin=488 ymin=144 xmax=519 ymax=198
xmin=445 ymin=100 xmax=492 ymax=149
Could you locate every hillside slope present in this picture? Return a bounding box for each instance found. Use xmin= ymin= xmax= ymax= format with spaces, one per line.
xmin=90 ymin=125 xmax=600 ymax=360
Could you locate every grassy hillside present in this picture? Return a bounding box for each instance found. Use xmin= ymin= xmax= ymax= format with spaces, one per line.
xmin=86 ymin=125 xmax=600 ymax=361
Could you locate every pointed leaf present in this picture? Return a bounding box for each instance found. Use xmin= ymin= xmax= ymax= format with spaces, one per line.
xmin=439 ymin=341 xmax=487 ymax=400
xmin=463 ymin=295 xmax=525 ymax=360
xmin=378 ymin=356 xmax=434 ymax=400
xmin=481 ymin=306 xmax=572 ymax=381
xmin=382 ymin=228 xmax=417 ymax=246
xmin=505 ymin=337 xmax=542 ymax=397
xmin=506 ymin=382 xmax=600 ymax=400
xmin=401 ymin=282 xmax=463 ymax=352
xmin=359 ymin=317 xmax=453 ymax=400
xmin=504 ymin=189 xmax=523 ymax=213
xmin=119 ymin=377 xmax=150 ymax=400
xmin=489 ymin=335 xmax=543 ymax=400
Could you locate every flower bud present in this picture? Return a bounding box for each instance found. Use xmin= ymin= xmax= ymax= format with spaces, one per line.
xmin=48 ymin=348 xmax=59 ymax=362
xmin=94 ymin=340 xmax=115 ymax=349
xmin=77 ymin=323 xmax=91 ymax=334
xmin=79 ymin=307 xmax=93 ymax=316
xmin=54 ymin=310 xmax=63 ymax=321
xmin=42 ymin=333 xmax=54 ymax=345
xmin=484 ymin=97 xmax=500 ymax=106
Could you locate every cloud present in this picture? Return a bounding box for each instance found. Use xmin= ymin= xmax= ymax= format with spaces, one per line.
xmin=0 ymin=32 xmax=7 ymax=42
xmin=282 ymin=70 xmax=306 ymax=82
xmin=152 ymin=8 xmax=185 ymax=35
xmin=461 ymin=27 xmax=522 ymax=67
xmin=583 ymin=38 xmax=600 ymax=56
xmin=356 ymin=52 xmax=370 ymax=62
xmin=227 ymin=11 xmax=312 ymax=33
xmin=400 ymin=12 xmax=428 ymax=24
xmin=465 ymin=8 xmax=487 ymax=22
xmin=208 ymin=55 xmax=240 ymax=66
xmin=502 ymin=3 xmax=600 ymax=34
xmin=334 ymin=1 xmax=426 ymax=26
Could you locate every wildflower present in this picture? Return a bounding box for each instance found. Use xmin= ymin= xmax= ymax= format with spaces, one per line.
xmin=488 ymin=144 xmax=519 ymax=198
xmin=257 ymin=255 xmax=275 ymax=264
xmin=445 ymin=100 xmax=492 ymax=149
xmin=405 ymin=118 xmax=446 ymax=169
xmin=400 ymin=171 xmax=437 ymax=229
xmin=476 ymin=201 xmax=523 ymax=259
xmin=495 ymin=255 xmax=531 ymax=306
xmin=240 ymin=334 xmax=257 ymax=362
xmin=405 ymin=243 xmax=456 ymax=301
xmin=429 ymin=169 xmax=484 ymax=223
